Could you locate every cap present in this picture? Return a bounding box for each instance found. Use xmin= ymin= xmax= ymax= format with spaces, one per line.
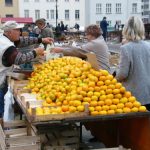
xmin=35 ymin=18 xmax=46 ymax=25
xmin=1 ymin=21 xmax=24 ymax=31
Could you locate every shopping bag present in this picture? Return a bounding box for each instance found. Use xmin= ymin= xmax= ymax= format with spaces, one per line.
xmin=3 ymin=86 xmax=14 ymax=121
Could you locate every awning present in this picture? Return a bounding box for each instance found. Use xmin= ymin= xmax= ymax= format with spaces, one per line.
xmin=1 ymin=17 xmax=33 ymax=23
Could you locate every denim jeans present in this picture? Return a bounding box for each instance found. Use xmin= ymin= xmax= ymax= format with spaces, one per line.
xmin=0 ymin=83 xmax=8 ymax=117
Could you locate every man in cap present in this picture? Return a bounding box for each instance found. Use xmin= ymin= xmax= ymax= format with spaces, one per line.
xmin=35 ymin=18 xmax=54 ymax=48
xmin=0 ymin=21 xmax=53 ymax=118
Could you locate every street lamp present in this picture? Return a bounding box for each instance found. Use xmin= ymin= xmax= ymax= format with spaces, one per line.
xmin=56 ymin=0 xmax=58 ymax=27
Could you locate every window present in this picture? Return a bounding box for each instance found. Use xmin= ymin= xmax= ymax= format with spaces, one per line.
xmin=24 ymin=10 xmax=29 ymax=18
xmin=6 ymin=14 xmax=13 ymax=17
xmin=5 ymin=0 xmax=13 ymax=6
xmin=65 ymin=10 xmax=69 ymax=20
xmin=116 ymin=3 xmax=121 ymax=14
xmin=35 ymin=10 xmax=40 ymax=19
xmin=46 ymin=10 xmax=50 ymax=19
xmin=47 ymin=0 xmax=55 ymax=2
xmin=132 ymin=3 xmax=137 ymax=13
xmin=106 ymin=3 xmax=111 ymax=14
xmin=75 ymin=10 xmax=80 ymax=20
xmin=24 ymin=0 xmax=29 ymax=2
xmin=75 ymin=0 xmax=79 ymax=1
xmin=35 ymin=0 xmax=39 ymax=2
xmin=107 ymin=21 xmax=111 ymax=26
xmin=50 ymin=10 xmax=55 ymax=19
xmin=96 ymin=3 xmax=102 ymax=14
xmin=65 ymin=0 xmax=69 ymax=2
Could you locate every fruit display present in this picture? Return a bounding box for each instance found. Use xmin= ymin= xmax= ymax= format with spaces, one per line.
xmin=26 ymin=56 xmax=147 ymax=116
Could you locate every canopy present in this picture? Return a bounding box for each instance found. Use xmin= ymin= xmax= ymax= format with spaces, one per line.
xmin=1 ymin=17 xmax=33 ymax=23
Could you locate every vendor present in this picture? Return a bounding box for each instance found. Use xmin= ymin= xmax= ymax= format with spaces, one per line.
xmin=52 ymin=24 xmax=110 ymax=71
xmin=0 ymin=21 xmax=53 ymax=118
xmin=116 ymin=16 xmax=150 ymax=110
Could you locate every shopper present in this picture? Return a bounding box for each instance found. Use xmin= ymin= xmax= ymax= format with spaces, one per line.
xmin=35 ymin=18 xmax=54 ymax=48
xmin=116 ymin=16 xmax=150 ymax=110
xmin=0 ymin=21 xmax=53 ymax=117
xmin=52 ymin=24 xmax=110 ymax=71
xmin=100 ymin=17 xmax=109 ymax=41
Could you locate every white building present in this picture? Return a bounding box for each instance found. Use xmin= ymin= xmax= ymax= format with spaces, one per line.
xmin=87 ymin=0 xmax=142 ymax=27
xmin=19 ymin=0 xmax=86 ymax=28
xmin=19 ymin=0 xmax=148 ymax=28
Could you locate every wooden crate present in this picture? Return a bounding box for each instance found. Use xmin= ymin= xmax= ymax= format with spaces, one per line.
xmin=39 ymin=124 xmax=80 ymax=150
xmin=0 ymin=120 xmax=40 ymax=150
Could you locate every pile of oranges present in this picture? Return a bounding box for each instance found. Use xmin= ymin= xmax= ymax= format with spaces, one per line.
xmin=26 ymin=57 xmax=147 ymax=116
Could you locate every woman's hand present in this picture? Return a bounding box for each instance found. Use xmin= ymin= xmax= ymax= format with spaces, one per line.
xmin=42 ymin=37 xmax=54 ymax=44
xmin=51 ymin=47 xmax=63 ymax=53
xmin=35 ymin=47 xmax=45 ymax=56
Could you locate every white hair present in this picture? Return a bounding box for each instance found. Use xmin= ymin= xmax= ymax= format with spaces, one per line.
xmin=122 ymin=16 xmax=145 ymax=41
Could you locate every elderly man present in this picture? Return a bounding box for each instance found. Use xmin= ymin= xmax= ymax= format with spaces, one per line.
xmin=0 ymin=21 xmax=53 ymax=117
xmin=35 ymin=18 xmax=54 ymax=48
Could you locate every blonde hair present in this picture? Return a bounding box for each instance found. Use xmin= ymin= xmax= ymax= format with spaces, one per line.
xmin=122 ymin=16 xmax=145 ymax=41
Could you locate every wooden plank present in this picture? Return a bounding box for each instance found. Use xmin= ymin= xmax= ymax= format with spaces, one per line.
xmin=7 ymin=144 xmax=40 ymax=150
xmin=4 ymin=128 xmax=27 ymax=137
xmin=6 ymin=136 xmax=40 ymax=146
xmin=0 ymin=125 xmax=6 ymax=150
xmin=3 ymin=120 xmax=26 ymax=128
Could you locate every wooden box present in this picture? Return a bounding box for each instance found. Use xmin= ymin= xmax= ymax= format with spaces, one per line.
xmin=0 ymin=120 xmax=40 ymax=150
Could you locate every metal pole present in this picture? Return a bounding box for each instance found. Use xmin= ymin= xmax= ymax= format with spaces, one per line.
xmin=56 ymin=0 xmax=58 ymax=27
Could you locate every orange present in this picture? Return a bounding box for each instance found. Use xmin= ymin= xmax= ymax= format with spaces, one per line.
xmin=120 ymin=87 xmax=126 ymax=93
xmin=100 ymin=85 xmax=107 ymax=91
xmin=128 ymin=96 xmax=136 ymax=103
xmin=125 ymin=102 xmax=133 ymax=109
xmin=73 ymin=100 xmax=82 ymax=107
xmin=94 ymin=86 xmax=101 ymax=92
xmin=97 ymin=101 xmax=105 ymax=106
xmin=99 ymin=76 xmax=106 ymax=81
xmin=94 ymin=92 xmax=101 ymax=97
xmin=115 ymin=93 xmax=122 ymax=99
xmin=90 ymin=101 xmax=98 ymax=107
xmin=105 ymin=99 xmax=112 ymax=106
xmin=99 ymin=95 xmax=107 ymax=101
xmin=138 ymin=106 xmax=147 ymax=112
xmin=124 ymin=91 xmax=132 ymax=98
xmin=123 ymin=107 xmax=131 ymax=113
xmin=100 ymin=90 xmax=106 ymax=95
xmin=87 ymin=91 xmax=93 ymax=97
xmin=91 ymin=111 xmax=99 ymax=116
xmin=120 ymin=97 xmax=128 ymax=104
xmin=106 ymin=94 xmax=114 ymax=99
xmin=63 ymin=100 xmax=68 ymax=105
xmin=105 ymin=80 xmax=111 ymax=85
xmin=69 ymin=106 xmax=77 ymax=113
xmin=77 ymin=105 xmax=85 ymax=112
xmin=107 ymin=84 xmax=115 ymax=90
xmin=61 ymin=105 xmax=69 ymax=112
xmin=89 ymin=107 xmax=95 ymax=112
xmin=83 ymin=97 xmax=91 ymax=103
xmin=131 ymin=107 xmax=138 ymax=113
xmin=113 ymin=89 xmax=120 ymax=95
xmin=95 ymin=106 xmax=102 ymax=111
xmin=111 ymin=78 xmax=117 ymax=84
xmin=112 ymin=99 xmax=119 ymax=105
xmin=100 ymin=70 xmax=109 ymax=76
xmin=133 ymin=101 xmax=141 ymax=108
xmin=56 ymin=101 xmax=62 ymax=106
xmin=115 ymin=83 xmax=122 ymax=89
xmin=116 ymin=109 xmax=123 ymax=114
xmin=102 ymin=105 xmax=109 ymax=111
xmin=99 ymin=110 xmax=107 ymax=115
xmin=117 ymin=103 xmax=124 ymax=109
xmin=106 ymin=75 xmax=114 ymax=80
xmin=109 ymin=105 xmax=117 ymax=110
xmin=88 ymin=87 xmax=95 ymax=92
xmin=91 ymin=95 xmax=98 ymax=101
xmin=106 ymin=89 xmax=113 ymax=94
xmin=46 ymin=98 xmax=52 ymax=104
xmin=97 ymin=81 xmax=104 ymax=86
xmin=88 ymin=81 xmax=95 ymax=87
xmin=82 ymin=102 xmax=90 ymax=106
xmin=107 ymin=110 xmax=115 ymax=115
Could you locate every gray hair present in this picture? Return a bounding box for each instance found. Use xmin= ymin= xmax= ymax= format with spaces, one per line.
xmin=122 ymin=16 xmax=145 ymax=41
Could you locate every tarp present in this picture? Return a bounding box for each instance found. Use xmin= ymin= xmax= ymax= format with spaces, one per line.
xmin=1 ymin=17 xmax=33 ymax=23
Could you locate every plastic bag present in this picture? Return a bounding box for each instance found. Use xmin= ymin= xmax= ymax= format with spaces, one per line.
xmin=3 ymin=86 xmax=15 ymax=121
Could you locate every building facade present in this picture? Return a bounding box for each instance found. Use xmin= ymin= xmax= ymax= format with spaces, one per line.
xmin=19 ymin=0 xmax=86 ymax=28
xmin=0 ymin=0 xmax=19 ymax=18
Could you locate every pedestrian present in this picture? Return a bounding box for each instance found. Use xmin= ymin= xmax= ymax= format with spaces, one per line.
xmin=35 ymin=18 xmax=54 ymax=48
xmin=0 ymin=21 xmax=53 ymax=117
xmin=114 ymin=21 xmax=119 ymax=31
xmin=60 ymin=21 xmax=65 ymax=33
xmin=74 ymin=23 xmax=80 ymax=30
xmin=51 ymin=24 xmax=110 ymax=71
xmin=100 ymin=17 xmax=109 ymax=41
xmin=116 ymin=16 xmax=150 ymax=110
